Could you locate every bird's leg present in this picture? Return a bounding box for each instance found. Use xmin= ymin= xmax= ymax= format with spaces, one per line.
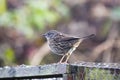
xmin=59 ymin=47 xmax=76 ymax=63
xmin=59 ymin=54 xmax=66 ymax=63
xmin=64 ymin=47 xmax=75 ymax=63
xmin=59 ymin=52 xmax=70 ymax=63
xmin=64 ymin=40 xmax=82 ymax=63
xmin=64 ymin=53 xmax=71 ymax=63
xmin=59 ymin=40 xmax=83 ymax=63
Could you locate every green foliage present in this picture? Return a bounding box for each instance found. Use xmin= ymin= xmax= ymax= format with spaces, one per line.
xmin=4 ymin=48 xmax=15 ymax=65
xmin=0 ymin=0 xmax=6 ymax=15
xmin=0 ymin=0 xmax=69 ymax=38
xmin=85 ymin=68 xmax=119 ymax=80
xmin=27 ymin=0 xmax=60 ymax=30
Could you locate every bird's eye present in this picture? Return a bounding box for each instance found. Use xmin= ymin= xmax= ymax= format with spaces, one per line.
xmin=47 ymin=33 xmax=54 ymax=37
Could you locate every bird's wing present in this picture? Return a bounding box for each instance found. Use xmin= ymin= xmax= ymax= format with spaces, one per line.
xmin=59 ymin=37 xmax=79 ymax=42
xmin=60 ymin=34 xmax=95 ymax=41
xmin=58 ymin=37 xmax=80 ymax=49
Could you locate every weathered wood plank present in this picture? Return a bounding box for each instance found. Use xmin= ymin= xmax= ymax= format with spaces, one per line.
xmin=0 ymin=62 xmax=119 ymax=79
xmin=0 ymin=63 xmax=69 ymax=79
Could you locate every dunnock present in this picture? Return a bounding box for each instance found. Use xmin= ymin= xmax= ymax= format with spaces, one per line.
xmin=43 ymin=30 xmax=94 ymax=63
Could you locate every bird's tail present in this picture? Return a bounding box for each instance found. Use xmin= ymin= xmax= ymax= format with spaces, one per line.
xmin=79 ymin=34 xmax=95 ymax=39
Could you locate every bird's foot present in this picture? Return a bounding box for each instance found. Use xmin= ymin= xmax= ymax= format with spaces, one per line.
xmin=58 ymin=60 xmax=68 ymax=64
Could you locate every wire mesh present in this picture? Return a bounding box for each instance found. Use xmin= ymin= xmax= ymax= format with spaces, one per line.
xmin=84 ymin=67 xmax=120 ymax=80
xmin=71 ymin=62 xmax=120 ymax=80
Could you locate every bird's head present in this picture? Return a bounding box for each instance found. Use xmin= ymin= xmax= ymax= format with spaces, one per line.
xmin=43 ymin=30 xmax=60 ymax=40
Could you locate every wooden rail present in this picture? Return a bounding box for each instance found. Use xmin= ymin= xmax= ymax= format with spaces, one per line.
xmin=0 ymin=62 xmax=120 ymax=80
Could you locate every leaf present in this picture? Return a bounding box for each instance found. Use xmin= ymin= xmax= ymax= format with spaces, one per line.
xmin=0 ymin=0 xmax=6 ymax=15
xmin=5 ymin=48 xmax=15 ymax=63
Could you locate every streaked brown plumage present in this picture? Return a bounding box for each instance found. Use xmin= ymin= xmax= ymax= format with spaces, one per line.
xmin=43 ymin=30 xmax=94 ymax=63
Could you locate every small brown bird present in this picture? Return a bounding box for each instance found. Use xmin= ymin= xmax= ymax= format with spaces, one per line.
xmin=43 ymin=30 xmax=94 ymax=63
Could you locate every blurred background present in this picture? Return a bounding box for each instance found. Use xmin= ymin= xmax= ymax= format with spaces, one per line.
xmin=0 ymin=0 xmax=120 ymax=66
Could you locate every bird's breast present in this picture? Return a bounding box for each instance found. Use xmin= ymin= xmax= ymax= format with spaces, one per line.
xmin=48 ymin=40 xmax=66 ymax=55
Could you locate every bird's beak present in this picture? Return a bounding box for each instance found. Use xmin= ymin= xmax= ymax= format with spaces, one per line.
xmin=42 ymin=34 xmax=47 ymax=40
